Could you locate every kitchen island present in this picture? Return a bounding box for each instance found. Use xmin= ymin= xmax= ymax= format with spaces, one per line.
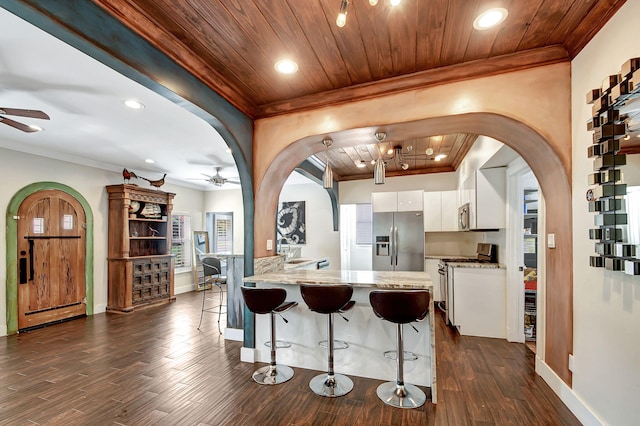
xmin=242 ymin=269 xmax=437 ymax=402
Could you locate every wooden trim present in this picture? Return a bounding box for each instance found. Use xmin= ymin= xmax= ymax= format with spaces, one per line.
xmin=564 ymin=0 xmax=627 ymax=57
xmin=5 ymin=182 xmax=94 ymax=335
xmin=254 ymin=46 xmax=570 ymax=118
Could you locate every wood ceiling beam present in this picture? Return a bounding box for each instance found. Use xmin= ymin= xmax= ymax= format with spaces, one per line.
xmin=254 ymin=45 xmax=570 ymax=118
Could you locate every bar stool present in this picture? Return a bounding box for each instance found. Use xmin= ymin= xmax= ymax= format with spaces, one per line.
xmin=300 ymin=284 xmax=354 ymax=397
xmin=241 ymin=286 xmax=298 ymax=385
xmin=369 ymin=290 xmax=430 ymax=409
xmin=197 ymin=257 xmax=227 ymax=334
xmin=318 ymin=299 xmax=355 ymax=350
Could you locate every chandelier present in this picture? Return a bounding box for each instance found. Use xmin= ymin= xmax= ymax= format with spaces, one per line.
xmin=337 ymin=0 xmax=402 ymax=28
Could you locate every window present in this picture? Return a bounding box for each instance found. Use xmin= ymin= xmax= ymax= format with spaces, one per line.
xmin=355 ymin=204 xmax=372 ymax=245
xmin=207 ymin=212 xmax=233 ymax=254
xmin=171 ymin=213 xmax=191 ymax=269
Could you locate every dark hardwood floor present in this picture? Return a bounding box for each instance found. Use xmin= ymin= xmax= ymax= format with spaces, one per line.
xmin=0 ymin=291 xmax=580 ymax=425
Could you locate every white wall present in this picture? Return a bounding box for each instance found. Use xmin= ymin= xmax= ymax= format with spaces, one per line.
xmin=571 ymin=1 xmax=640 ymax=424
xmin=279 ymin=182 xmax=340 ymax=269
xmin=0 ymin=148 xmax=206 ymax=335
xmin=203 ymin=188 xmax=244 ymax=253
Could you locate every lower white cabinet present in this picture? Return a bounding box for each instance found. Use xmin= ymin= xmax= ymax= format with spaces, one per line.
xmin=450 ymin=266 xmax=506 ymax=339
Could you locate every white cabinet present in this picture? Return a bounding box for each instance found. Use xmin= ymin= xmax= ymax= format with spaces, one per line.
xmin=459 ymin=168 xmax=506 ymax=230
xmin=397 ymin=190 xmax=423 ymax=212
xmin=424 ymin=258 xmax=443 ymax=301
xmin=372 ymin=190 xmax=422 ymax=212
xmin=423 ymin=190 xmax=458 ymax=232
xmin=451 ymin=266 xmax=506 ymax=338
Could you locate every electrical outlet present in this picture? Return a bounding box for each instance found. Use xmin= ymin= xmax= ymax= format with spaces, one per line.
xmin=568 ymin=354 xmax=575 ymax=372
xmin=266 ymin=239 xmax=273 ymax=250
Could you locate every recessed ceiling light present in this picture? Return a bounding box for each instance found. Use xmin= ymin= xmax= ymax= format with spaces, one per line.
xmin=473 ymin=8 xmax=508 ymax=30
xmin=425 ymin=147 xmax=434 ymax=155
xmin=28 ymin=125 xmax=43 ymax=132
xmin=355 ymin=160 xmax=367 ymax=168
xmin=390 ymin=0 xmax=401 ymax=6
xmin=145 ymin=158 xmax=155 ymax=164
xmin=274 ymin=59 xmax=298 ymax=74
xmin=386 ymin=148 xmax=394 ymax=155
xmin=435 ymin=154 xmax=447 ymax=161
xmin=124 ymin=99 xmax=144 ymax=109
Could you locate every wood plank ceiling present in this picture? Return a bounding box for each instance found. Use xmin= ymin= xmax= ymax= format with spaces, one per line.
xmin=87 ymin=0 xmax=625 ymax=178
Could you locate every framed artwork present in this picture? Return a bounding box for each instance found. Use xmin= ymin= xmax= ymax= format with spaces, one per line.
xmin=277 ymin=201 xmax=306 ymax=244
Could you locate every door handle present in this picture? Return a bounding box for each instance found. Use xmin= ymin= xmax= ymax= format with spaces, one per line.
xmin=28 ymin=239 xmax=34 ymax=281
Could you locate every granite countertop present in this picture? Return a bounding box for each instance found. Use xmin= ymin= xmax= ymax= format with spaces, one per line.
xmin=244 ymin=269 xmax=433 ymax=289
xmin=447 ymin=262 xmax=506 ymax=269
xmin=424 ymin=254 xmax=474 ymax=260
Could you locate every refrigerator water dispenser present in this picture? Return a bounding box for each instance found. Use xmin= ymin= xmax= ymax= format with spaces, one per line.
xmin=375 ymin=236 xmax=390 ymax=256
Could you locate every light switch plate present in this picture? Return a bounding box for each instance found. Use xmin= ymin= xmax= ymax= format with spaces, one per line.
xmin=548 ymin=233 xmax=556 ymax=248
xmin=266 ymin=239 xmax=273 ymax=250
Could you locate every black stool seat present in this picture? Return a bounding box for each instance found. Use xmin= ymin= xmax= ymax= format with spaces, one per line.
xmin=370 ymin=290 xmax=430 ymax=409
xmin=300 ymin=284 xmax=354 ymax=398
xmin=241 ymin=286 xmax=297 ymax=385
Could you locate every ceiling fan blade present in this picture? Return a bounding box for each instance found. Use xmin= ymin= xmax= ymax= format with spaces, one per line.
xmin=227 ymin=180 xmax=241 ymax=184
xmin=0 ymin=107 xmax=50 ymax=120
xmin=0 ymin=116 xmax=38 ymax=132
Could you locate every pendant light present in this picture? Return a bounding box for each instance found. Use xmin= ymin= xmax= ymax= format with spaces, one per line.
xmin=322 ymin=138 xmax=334 ymax=189
xmin=374 ymin=131 xmax=386 ymax=185
xmin=336 ymin=0 xmax=349 ymax=27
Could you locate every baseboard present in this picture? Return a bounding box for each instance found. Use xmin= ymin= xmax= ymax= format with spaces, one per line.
xmin=240 ymin=347 xmax=256 ymax=363
xmin=174 ymin=284 xmax=194 ymax=295
xmin=94 ymin=303 xmax=107 ymax=314
xmin=0 ymin=324 xmax=7 ymax=337
xmin=536 ymin=356 xmax=604 ymax=426
xmin=224 ymin=327 xmax=243 ymax=341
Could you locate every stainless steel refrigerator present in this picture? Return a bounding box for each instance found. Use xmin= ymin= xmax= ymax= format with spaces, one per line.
xmin=372 ymin=211 xmax=424 ymax=271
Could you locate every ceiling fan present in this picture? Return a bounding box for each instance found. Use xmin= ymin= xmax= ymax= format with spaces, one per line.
xmin=190 ymin=167 xmax=240 ymax=186
xmin=0 ymin=107 xmax=50 ymax=132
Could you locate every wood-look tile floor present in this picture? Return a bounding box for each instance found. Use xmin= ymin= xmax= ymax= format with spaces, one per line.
xmin=0 ymin=291 xmax=580 ymax=425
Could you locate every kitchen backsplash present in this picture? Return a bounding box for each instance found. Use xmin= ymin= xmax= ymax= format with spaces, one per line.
xmin=424 ymin=230 xmax=506 ymax=263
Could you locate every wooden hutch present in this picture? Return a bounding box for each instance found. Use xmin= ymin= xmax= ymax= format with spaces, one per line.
xmin=106 ymin=184 xmax=176 ymax=312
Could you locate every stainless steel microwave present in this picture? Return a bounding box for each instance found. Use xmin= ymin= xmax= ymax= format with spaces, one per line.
xmin=458 ymin=203 xmax=470 ymax=231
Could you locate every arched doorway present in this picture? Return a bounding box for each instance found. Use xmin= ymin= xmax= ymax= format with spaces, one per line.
xmin=5 ymin=182 xmax=95 ymax=334
xmin=254 ymin=112 xmax=573 ymax=385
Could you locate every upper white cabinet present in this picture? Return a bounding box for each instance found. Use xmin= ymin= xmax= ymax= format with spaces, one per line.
xmin=371 ymin=192 xmax=398 ymax=212
xmin=460 ymin=168 xmax=506 ymax=229
xmin=372 ymin=190 xmax=423 ymax=212
xmin=423 ymin=190 xmax=458 ymax=232
xmin=397 ymin=190 xmax=423 ymax=211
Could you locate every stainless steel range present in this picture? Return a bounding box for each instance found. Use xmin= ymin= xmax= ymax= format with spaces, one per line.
xmin=437 ymin=243 xmax=498 ymax=325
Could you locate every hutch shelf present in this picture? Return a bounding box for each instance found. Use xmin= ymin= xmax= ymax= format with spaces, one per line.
xmin=106 ymin=184 xmax=176 ymax=312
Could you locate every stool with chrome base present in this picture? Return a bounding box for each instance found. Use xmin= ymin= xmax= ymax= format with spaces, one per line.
xmin=300 ymin=284 xmax=354 ymax=397
xmin=318 ymin=299 xmax=355 ymax=350
xmin=197 ymin=257 xmax=227 ymax=334
xmin=241 ymin=286 xmax=298 ymax=385
xmin=369 ymin=290 xmax=430 ymax=409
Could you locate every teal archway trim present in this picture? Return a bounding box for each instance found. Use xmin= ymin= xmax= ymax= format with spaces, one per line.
xmin=5 ymin=182 xmax=94 ymax=335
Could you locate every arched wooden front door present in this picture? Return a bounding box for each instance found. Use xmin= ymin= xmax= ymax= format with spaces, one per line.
xmin=16 ymin=189 xmax=87 ymax=330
